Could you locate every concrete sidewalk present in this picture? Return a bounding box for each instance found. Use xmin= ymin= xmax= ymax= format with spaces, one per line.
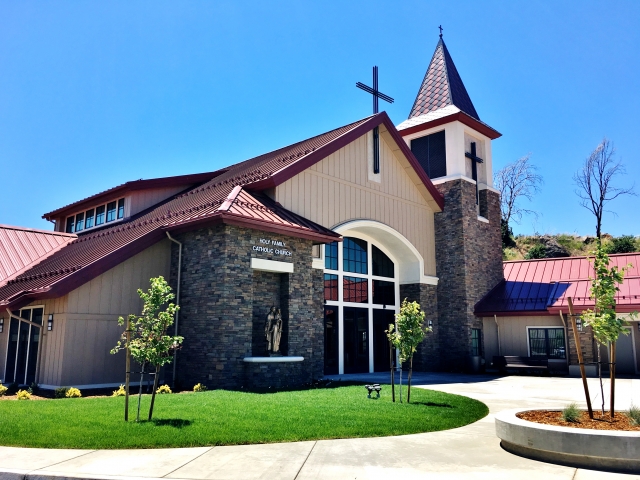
xmin=1 ymin=374 xmax=639 ymax=480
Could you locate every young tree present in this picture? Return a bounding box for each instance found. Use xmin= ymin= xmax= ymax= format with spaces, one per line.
xmin=111 ymin=276 xmax=182 ymax=422
xmin=494 ymin=154 xmax=543 ymax=245
xmin=581 ymin=242 xmax=637 ymax=417
xmin=574 ymin=138 xmax=635 ymax=239
xmin=387 ymin=300 xmax=432 ymax=403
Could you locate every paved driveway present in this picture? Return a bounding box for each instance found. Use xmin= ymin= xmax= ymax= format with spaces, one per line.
xmin=1 ymin=373 xmax=639 ymax=480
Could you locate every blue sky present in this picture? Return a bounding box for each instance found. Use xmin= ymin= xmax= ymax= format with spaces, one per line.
xmin=1 ymin=1 xmax=638 ymax=236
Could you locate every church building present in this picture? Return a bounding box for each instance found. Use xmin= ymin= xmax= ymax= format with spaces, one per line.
xmin=0 ymin=36 xmax=504 ymax=390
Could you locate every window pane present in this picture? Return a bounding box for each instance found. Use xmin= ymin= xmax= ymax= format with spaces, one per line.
xmin=324 ymin=242 xmax=338 ymax=270
xmin=65 ymin=216 xmax=75 ymax=233
xmin=343 ymin=276 xmax=368 ymax=303
xmin=74 ymin=212 xmax=84 ymax=232
xmin=324 ymin=274 xmax=338 ymax=301
xmin=117 ymin=198 xmax=125 ymax=219
xmin=372 ymin=280 xmax=395 ymax=305
xmin=95 ymin=205 xmax=105 ymax=225
xmin=372 ymin=245 xmax=394 ymax=278
xmin=548 ymin=328 xmax=566 ymax=359
xmin=528 ymin=329 xmax=547 ymax=357
xmin=85 ymin=209 xmax=95 ymax=229
xmin=471 ymin=328 xmax=481 ymax=356
xmin=106 ymin=201 xmax=117 ymax=222
xmin=343 ymin=237 xmax=368 ymax=274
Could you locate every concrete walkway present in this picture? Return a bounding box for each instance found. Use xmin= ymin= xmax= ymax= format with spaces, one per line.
xmin=1 ymin=373 xmax=639 ymax=480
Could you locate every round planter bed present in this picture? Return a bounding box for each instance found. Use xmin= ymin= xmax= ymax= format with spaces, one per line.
xmin=495 ymin=408 xmax=640 ymax=473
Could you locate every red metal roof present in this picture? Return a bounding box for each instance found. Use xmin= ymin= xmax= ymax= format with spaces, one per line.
xmin=0 ymin=225 xmax=76 ymax=287
xmin=1 ymin=113 xmax=444 ymax=309
xmin=475 ymin=254 xmax=640 ymax=316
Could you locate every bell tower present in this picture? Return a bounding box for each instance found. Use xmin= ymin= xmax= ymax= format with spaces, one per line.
xmin=397 ymin=34 xmax=504 ymax=371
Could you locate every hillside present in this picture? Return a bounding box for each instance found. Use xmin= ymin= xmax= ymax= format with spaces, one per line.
xmin=503 ymin=234 xmax=640 ymax=261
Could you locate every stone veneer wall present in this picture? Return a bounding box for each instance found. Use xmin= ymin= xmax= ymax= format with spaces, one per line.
xmin=567 ymin=324 xmax=596 ymax=366
xmin=169 ymin=224 xmax=323 ymax=390
xmin=399 ymin=283 xmax=439 ymax=371
xmin=433 ymin=180 xmax=504 ymax=370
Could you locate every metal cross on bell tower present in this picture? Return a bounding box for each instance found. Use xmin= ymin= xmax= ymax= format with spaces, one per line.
xmin=356 ymin=66 xmax=394 ymax=174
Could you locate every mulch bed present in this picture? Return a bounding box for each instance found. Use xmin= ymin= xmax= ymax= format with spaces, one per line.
xmin=517 ymin=410 xmax=640 ymax=432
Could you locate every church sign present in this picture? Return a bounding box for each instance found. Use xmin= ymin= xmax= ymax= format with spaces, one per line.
xmin=252 ymin=237 xmax=293 ymax=257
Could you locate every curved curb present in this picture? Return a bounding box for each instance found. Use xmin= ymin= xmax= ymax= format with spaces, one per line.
xmin=495 ymin=408 xmax=640 ymax=474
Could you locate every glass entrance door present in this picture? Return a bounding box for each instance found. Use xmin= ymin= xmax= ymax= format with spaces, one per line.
xmin=373 ymin=310 xmax=394 ymax=372
xmin=4 ymin=307 xmax=43 ymax=385
xmin=343 ymin=307 xmax=369 ymax=373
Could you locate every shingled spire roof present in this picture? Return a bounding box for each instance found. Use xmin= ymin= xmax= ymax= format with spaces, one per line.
xmin=408 ymin=38 xmax=479 ymax=121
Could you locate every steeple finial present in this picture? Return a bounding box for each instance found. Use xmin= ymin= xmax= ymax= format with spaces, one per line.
xmin=438 ymin=25 xmax=443 ymax=39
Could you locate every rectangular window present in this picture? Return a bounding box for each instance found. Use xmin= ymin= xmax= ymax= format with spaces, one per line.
xmin=106 ymin=201 xmax=117 ymax=222
xmin=471 ymin=328 xmax=482 ymax=356
xmin=372 ymin=280 xmax=395 ymax=306
xmin=74 ymin=212 xmax=84 ymax=232
xmin=410 ymin=130 xmax=446 ymax=179
xmin=117 ymin=198 xmax=125 ymax=219
xmin=343 ymin=276 xmax=368 ymax=303
xmin=65 ymin=216 xmax=75 ymax=233
xmin=95 ymin=205 xmax=105 ymax=226
xmin=325 ymin=242 xmax=338 ymax=270
xmin=85 ymin=209 xmax=94 ymax=229
xmin=324 ymin=274 xmax=338 ymax=301
xmin=528 ymin=328 xmax=566 ymax=359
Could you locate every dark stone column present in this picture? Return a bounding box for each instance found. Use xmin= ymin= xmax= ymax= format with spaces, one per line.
xmin=434 ymin=180 xmax=504 ymax=371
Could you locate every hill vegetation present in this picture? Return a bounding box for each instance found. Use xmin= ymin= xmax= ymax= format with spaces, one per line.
xmin=502 ymin=233 xmax=640 ymax=261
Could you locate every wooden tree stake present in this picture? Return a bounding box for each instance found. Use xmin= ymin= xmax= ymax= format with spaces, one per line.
xmin=125 ymin=318 xmax=130 ymax=422
xmin=390 ymin=342 xmax=395 ymax=402
xmin=568 ymin=297 xmax=593 ymax=419
xmin=610 ymin=341 xmax=616 ymax=419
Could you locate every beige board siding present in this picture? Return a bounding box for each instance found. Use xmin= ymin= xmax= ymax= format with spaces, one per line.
xmin=276 ymin=128 xmax=437 ymax=275
xmin=127 ymin=186 xmax=192 ymax=218
xmin=60 ymin=239 xmax=171 ymax=387
xmin=483 ymin=315 xmax=565 ymax=366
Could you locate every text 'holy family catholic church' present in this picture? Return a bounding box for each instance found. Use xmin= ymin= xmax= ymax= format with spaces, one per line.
xmin=0 ymin=35 xmax=504 ymax=390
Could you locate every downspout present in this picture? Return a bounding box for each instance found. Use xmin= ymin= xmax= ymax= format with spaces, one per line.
xmin=165 ymin=232 xmax=182 ymax=389
xmin=494 ymin=315 xmax=501 ymax=356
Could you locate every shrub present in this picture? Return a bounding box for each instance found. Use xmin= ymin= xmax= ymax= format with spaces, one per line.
xmin=193 ymin=383 xmax=207 ymax=392
xmin=17 ymin=389 xmax=31 ymax=400
xmin=562 ymin=403 xmax=581 ymax=423
xmin=0 ymin=383 xmax=7 ymax=397
xmin=55 ymin=387 xmax=69 ymax=399
xmin=525 ymin=243 xmax=547 ymax=259
xmin=606 ymin=235 xmax=638 ymax=254
xmin=65 ymin=387 xmax=82 ymax=398
xmin=112 ymin=385 xmax=126 ymax=397
xmin=628 ymin=403 xmax=640 ymax=426
xmin=156 ymin=384 xmax=172 ymax=394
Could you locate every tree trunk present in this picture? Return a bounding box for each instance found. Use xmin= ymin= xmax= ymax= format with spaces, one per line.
xmin=390 ymin=342 xmax=395 ymax=403
xmin=610 ymin=341 xmax=616 ymax=419
xmin=136 ymin=363 xmax=145 ymax=422
xmin=125 ymin=319 xmax=130 ymax=422
xmin=407 ymin=356 xmax=413 ymax=404
xmin=148 ymin=365 xmax=161 ymax=421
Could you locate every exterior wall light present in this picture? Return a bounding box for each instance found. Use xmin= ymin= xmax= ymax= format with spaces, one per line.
xmin=575 ymin=318 xmax=583 ymax=332
xmin=0 ymin=317 xmax=3 ymax=333
xmin=428 ymin=319 xmax=433 ymax=328
xmin=47 ymin=314 xmax=54 ymax=331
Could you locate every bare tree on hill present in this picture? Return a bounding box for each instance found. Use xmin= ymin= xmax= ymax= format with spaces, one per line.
xmin=494 ymin=154 xmax=543 ymax=245
xmin=574 ymin=138 xmax=635 ymax=239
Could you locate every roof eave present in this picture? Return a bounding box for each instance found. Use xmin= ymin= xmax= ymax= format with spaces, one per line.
xmin=398 ymin=111 xmax=501 ymax=140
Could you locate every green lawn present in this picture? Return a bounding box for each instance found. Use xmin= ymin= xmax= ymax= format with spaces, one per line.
xmin=0 ymin=385 xmax=488 ymax=449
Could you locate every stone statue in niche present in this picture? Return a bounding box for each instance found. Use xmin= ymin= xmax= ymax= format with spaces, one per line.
xmin=265 ymin=306 xmax=283 ymax=355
